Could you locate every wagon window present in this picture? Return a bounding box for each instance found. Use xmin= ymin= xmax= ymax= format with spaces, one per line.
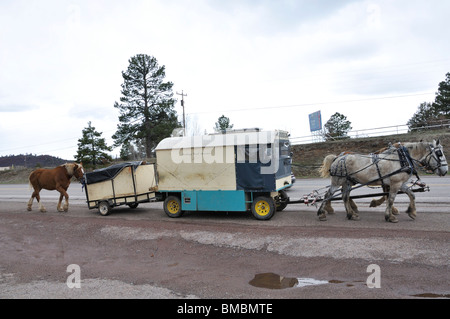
xmin=280 ymin=140 xmax=290 ymax=157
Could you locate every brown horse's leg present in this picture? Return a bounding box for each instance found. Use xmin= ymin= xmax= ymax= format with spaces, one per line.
xmin=27 ymin=192 xmax=35 ymax=211
xmin=28 ymin=188 xmax=46 ymax=212
xmin=57 ymin=194 xmax=64 ymax=212
xmin=36 ymin=192 xmax=46 ymax=212
xmin=56 ymin=186 xmax=69 ymax=212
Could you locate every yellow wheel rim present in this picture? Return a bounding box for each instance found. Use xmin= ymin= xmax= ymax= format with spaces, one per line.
xmin=167 ymin=200 xmax=180 ymax=214
xmin=254 ymin=200 xmax=270 ymax=216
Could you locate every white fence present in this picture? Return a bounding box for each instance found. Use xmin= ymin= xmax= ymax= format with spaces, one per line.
xmin=290 ymin=120 xmax=450 ymax=145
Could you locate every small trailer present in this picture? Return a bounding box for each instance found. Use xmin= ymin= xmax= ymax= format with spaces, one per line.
xmin=84 ymin=161 xmax=157 ymax=215
xmin=154 ymin=129 xmax=292 ymax=220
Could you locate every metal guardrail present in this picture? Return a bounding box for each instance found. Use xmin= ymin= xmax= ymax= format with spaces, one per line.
xmin=290 ymin=120 xmax=450 ymax=145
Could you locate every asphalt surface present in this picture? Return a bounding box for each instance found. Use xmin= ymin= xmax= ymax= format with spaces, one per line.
xmin=0 ymin=176 xmax=449 ymax=301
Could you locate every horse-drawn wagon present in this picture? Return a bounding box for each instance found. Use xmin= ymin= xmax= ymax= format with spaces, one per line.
xmin=84 ymin=161 xmax=157 ymax=215
xmin=154 ymin=129 xmax=293 ymax=220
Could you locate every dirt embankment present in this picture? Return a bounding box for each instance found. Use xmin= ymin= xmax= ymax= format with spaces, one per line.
xmin=291 ymin=130 xmax=450 ymax=178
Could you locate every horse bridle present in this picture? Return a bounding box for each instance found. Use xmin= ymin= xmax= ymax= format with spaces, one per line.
xmin=418 ymin=145 xmax=447 ymax=172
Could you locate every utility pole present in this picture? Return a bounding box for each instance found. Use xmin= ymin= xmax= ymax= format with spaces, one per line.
xmin=176 ymin=90 xmax=187 ymax=136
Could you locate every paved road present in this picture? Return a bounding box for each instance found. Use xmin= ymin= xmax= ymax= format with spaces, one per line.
xmin=0 ymin=177 xmax=449 ymax=300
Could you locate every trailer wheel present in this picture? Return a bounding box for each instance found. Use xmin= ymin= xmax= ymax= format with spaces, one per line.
xmin=251 ymin=196 xmax=275 ymax=220
xmin=276 ymin=190 xmax=288 ymax=211
xmin=98 ymin=201 xmax=111 ymax=216
xmin=164 ymin=196 xmax=183 ymax=218
xmin=128 ymin=203 xmax=139 ymax=209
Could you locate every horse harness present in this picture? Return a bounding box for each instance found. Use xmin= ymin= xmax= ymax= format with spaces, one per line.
xmin=330 ymin=145 xmax=419 ymax=186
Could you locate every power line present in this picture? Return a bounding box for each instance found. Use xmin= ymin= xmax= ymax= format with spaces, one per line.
xmin=188 ymin=92 xmax=435 ymax=115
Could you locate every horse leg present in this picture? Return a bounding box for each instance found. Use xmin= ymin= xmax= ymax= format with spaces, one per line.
xmin=27 ymin=191 xmax=35 ymax=211
xmin=401 ymin=184 xmax=416 ymax=220
xmin=317 ymin=184 xmax=340 ymax=221
xmin=370 ymin=185 xmax=399 ymax=215
xmin=323 ymin=201 xmax=334 ymax=214
xmin=385 ymin=188 xmax=399 ymax=223
xmin=370 ymin=195 xmax=385 ymax=208
xmin=36 ymin=192 xmax=46 ymax=212
xmin=56 ymin=186 xmax=69 ymax=212
xmin=349 ymin=198 xmax=359 ymax=214
xmin=57 ymin=194 xmax=64 ymax=212
xmin=343 ymin=182 xmax=359 ymax=221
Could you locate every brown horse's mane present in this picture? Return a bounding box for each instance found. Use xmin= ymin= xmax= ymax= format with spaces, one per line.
xmin=60 ymin=163 xmax=79 ymax=176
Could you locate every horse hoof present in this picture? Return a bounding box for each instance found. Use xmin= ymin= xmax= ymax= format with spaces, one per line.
xmin=27 ymin=207 xmax=32 ymax=211
xmin=350 ymin=215 xmax=360 ymax=221
xmin=318 ymin=214 xmax=327 ymax=221
xmin=392 ymin=207 xmax=399 ymax=215
xmin=385 ymin=216 xmax=398 ymax=223
xmin=40 ymin=209 xmax=47 ymax=213
xmin=369 ymin=201 xmax=377 ymax=208
xmin=408 ymin=213 xmax=416 ymax=220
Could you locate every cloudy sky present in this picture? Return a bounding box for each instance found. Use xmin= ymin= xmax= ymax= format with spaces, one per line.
xmin=1 ymin=0 xmax=449 ymax=160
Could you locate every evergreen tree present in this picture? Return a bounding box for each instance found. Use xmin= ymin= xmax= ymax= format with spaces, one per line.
xmin=75 ymin=121 xmax=112 ymax=168
xmin=407 ymin=102 xmax=436 ymax=131
xmin=323 ymin=112 xmax=352 ymax=141
xmin=433 ymin=72 xmax=450 ymax=118
xmin=112 ymin=54 xmax=180 ymax=158
xmin=407 ymin=72 xmax=450 ymax=131
xmin=214 ymin=115 xmax=234 ymax=133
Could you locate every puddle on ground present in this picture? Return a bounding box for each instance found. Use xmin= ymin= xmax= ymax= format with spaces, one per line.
xmin=249 ymin=273 xmax=328 ymax=290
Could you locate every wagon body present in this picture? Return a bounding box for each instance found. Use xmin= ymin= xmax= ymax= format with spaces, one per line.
xmin=155 ymin=129 xmax=292 ymax=219
xmin=84 ymin=161 xmax=157 ymax=215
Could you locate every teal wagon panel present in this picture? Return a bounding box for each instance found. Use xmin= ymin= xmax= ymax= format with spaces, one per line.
xmin=180 ymin=190 xmax=247 ymax=212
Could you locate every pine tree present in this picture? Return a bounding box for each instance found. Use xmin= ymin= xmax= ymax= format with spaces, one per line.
xmin=214 ymin=115 xmax=234 ymax=133
xmin=112 ymin=54 xmax=180 ymax=157
xmin=433 ymin=72 xmax=450 ymax=118
xmin=407 ymin=72 xmax=450 ymax=131
xmin=75 ymin=121 xmax=112 ymax=168
xmin=323 ymin=112 xmax=352 ymax=141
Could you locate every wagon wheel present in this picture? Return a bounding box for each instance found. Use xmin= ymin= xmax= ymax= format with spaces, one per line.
xmin=276 ymin=190 xmax=288 ymax=212
xmin=98 ymin=201 xmax=111 ymax=216
xmin=128 ymin=203 xmax=139 ymax=209
xmin=164 ymin=196 xmax=183 ymax=218
xmin=251 ymin=196 xmax=275 ymax=220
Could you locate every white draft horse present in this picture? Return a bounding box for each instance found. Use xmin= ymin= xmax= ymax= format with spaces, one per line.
xmin=317 ymin=140 xmax=447 ymax=223
xmin=27 ymin=163 xmax=84 ymax=212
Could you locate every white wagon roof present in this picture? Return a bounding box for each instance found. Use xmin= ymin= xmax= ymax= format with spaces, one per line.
xmin=156 ymin=130 xmax=288 ymax=151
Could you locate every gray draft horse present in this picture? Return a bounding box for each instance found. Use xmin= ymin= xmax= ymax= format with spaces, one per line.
xmin=317 ymin=140 xmax=447 ymax=223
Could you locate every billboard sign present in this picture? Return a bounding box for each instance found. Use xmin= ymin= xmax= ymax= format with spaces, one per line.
xmin=309 ymin=111 xmax=322 ymax=132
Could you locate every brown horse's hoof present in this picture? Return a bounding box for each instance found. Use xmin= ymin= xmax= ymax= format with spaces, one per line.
xmin=318 ymin=213 xmax=327 ymax=221
xmin=27 ymin=207 xmax=32 ymax=211
xmin=350 ymin=215 xmax=360 ymax=221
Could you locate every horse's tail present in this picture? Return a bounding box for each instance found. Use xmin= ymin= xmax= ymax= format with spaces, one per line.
xmin=318 ymin=154 xmax=337 ymax=178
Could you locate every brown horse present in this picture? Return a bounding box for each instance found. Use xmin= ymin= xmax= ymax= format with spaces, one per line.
xmin=27 ymin=163 xmax=84 ymax=212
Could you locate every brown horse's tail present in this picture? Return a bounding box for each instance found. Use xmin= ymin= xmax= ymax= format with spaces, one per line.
xmin=318 ymin=154 xmax=337 ymax=178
